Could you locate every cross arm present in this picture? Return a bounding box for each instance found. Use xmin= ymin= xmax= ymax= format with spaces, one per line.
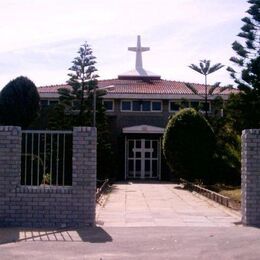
xmin=128 ymin=47 xmax=137 ymax=52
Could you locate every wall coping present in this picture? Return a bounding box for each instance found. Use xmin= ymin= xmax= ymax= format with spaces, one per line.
xmin=242 ymin=129 xmax=260 ymax=135
xmin=16 ymin=185 xmax=73 ymax=194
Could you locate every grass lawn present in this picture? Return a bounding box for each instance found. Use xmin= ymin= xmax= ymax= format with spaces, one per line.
xmin=207 ymin=184 xmax=241 ymax=202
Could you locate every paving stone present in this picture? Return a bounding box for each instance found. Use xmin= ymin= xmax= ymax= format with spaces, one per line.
xmin=96 ymin=183 xmax=241 ymax=227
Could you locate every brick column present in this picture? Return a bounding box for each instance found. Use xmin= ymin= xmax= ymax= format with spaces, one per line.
xmin=0 ymin=126 xmax=21 ymax=225
xmin=73 ymin=127 xmax=97 ymax=226
xmin=241 ymin=129 xmax=260 ymax=227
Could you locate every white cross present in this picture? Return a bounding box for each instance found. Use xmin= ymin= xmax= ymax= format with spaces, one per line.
xmin=128 ymin=35 xmax=150 ymax=70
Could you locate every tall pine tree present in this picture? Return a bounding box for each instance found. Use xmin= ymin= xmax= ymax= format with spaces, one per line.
xmin=56 ymin=42 xmax=115 ymax=180
xmin=227 ymin=0 xmax=260 ymax=130
xmin=58 ymin=42 xmax=102 ymax=125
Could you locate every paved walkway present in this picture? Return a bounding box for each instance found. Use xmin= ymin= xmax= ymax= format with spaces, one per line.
xmin=1 ymin=182 xmax=259 ymax=260
xmin=96 ymin=182 xmax=241 ymax=227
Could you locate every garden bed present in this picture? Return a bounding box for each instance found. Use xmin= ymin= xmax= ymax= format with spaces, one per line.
xmin=207 ymin=184 xmax=241 ymax=202
xmin=180 ymin=179 xmax=241 ymax=211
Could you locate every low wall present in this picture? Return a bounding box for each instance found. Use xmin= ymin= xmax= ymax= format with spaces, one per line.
xmin=0 ymin=126 xmax=96 ymax=228
xmin=241 ymin=129 xmax=260 ymax=227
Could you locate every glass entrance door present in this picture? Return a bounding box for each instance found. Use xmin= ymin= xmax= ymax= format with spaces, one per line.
xmin=126 ymin=139 xmax=160 ymax=179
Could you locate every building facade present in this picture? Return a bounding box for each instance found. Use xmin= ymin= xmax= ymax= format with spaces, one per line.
xmin=38 ymin=36 xmax=238 ymax=180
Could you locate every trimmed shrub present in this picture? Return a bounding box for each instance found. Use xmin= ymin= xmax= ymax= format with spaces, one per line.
xmin=163 ymin=108 xmax=215 ymax=183
xmin=0 ymin=76 xmax=40 ymax=128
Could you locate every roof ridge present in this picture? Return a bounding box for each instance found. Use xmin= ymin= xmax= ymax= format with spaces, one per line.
xmin=38 ymin=83 xmax=68 ymax=88
xmin=159 ymin=79 xmax=202 ymax=85
xmin=160 ymin=79 xmax=235 ymax=88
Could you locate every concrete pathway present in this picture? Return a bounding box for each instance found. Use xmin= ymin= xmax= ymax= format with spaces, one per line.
xmin=1 ymin=182 xmax=259 ymax=260
xmin=96 ymin=182 xmax=241 ymax=227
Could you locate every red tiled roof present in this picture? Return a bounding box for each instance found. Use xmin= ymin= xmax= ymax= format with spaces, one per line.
xmin=37 ymin=84 xmax=70 ymax=93
xmin=37 ymin=79 xmax=239 ymax=95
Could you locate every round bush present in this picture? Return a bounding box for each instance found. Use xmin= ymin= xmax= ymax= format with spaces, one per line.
xmin=163 ymin=108 xmax=215 ymax=182
xmin=0 ymin=76 xmax=40 ymax=128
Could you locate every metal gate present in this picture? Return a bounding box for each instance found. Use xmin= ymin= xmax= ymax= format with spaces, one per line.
xmin=21 ymin=130 xmax=73 ymax=186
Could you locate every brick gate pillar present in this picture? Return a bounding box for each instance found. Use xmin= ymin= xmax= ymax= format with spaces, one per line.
xmin=0 ymin=126 xmax=21 ymax=225
xmin=241 ymin=129 xmax=260 ymax=227
xmin=73 ymin=127 xmax=97 ymax=226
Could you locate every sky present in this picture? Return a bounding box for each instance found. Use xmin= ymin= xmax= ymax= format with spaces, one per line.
xmin=0 ymin=0 xmax=249 ymax=89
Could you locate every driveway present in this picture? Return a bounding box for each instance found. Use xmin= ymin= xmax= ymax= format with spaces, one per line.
xmin=96 ymin=182 xmax=241 ymax=227
xmin=2 ymin=183 xmax=260 ymax=260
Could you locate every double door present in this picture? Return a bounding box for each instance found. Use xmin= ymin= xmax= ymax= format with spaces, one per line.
xmin=126 ymin=138 xmax=160 ymax=179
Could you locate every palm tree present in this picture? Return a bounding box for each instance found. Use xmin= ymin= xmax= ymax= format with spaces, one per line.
xmin=189 ymin=60 xmax=224 ymax=117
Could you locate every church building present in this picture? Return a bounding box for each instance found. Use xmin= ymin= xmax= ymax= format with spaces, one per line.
xmin=38 ymin=36 xmax=238 ymax=180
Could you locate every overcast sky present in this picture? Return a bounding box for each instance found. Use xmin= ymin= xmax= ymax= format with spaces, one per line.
xmin=0 ymin=0 xmax=249 ymax=89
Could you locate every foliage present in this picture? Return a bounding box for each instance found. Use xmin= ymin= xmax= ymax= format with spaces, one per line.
xmin=189 ymin=60 xmax=224 ymax=117
xmin=45 ymin=100 xmax=115 ymax=180
xmin=210 ymin=96 xmax=224 ymax=117
xmin=224 ymin=93 xmax=250 ymax=133
xmin=0 ymin=76 xmax=40 ymax=128
xmin=50 ymin=42 xmax=114 ymax=180
xmin=58 ymin=42 xmax=102 ymax=125
xmin=163 ymin=108 xmax=215 ymax=183
xmin=189 ymin=60 xmax=224 ymax=77
xmin=29 ymin=102 xmax=71 ymax=130
xmin=42 ymin=173 xmax=52 ymax=185
xmin=209 ymin=116 xmax=241 ymax=185
xmin=227 ymin=0 xmax=260 ymax=131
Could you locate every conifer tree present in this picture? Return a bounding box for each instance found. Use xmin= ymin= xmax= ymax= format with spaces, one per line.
xmin=227 ymin=0 xmax=260 ymax=130
xmin=58 ymin=42 xmax=101 ymax=126
xmin=56 ymin=42 xmax=114 ymax=180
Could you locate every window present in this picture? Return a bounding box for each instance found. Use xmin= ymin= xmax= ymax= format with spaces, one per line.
xmin=121 ymin=101 xmax=131 ymax=111
xmin=152 ymin=101 xmax=162 ymax=111
xmin=169 ymin=101 xmax=180 ymax=112
xmin=133 ymin=101 xmax=142 ymax=111
xmin=169 ymin=100 xmax=211 ymax=113
xmin=40 ymin=99 xmax=58 ymax=108
xmin=49 ymin=100 xmax=59 ymax=106
xmin=142 ymin=101 xmax=151 ymax=111
xmin=103 ymin=100 xmax=114 ymax=111
xmin=121 ymin=100 xmax=162 ymax=112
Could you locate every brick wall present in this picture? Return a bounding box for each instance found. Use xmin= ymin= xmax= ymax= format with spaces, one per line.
xmin=0 ymin=126 xmax=96 ymax=228
xmin=241 ymin=129 xmax=260 ymax=227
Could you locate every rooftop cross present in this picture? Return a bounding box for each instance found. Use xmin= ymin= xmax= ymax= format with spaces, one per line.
xmin=118 ymin=35 xmax=161 ymax=80
xmin=128 ymin=35 xmax=150 ymax=70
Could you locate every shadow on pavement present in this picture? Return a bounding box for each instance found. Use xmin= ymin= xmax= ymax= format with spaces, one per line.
xmin=173 ymin=185 xmax=186 ymax=190
xmin=77 ymin=227 xmax=112 ymax=243
xmin=0 ymin=227 xmax=112 ymax=244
